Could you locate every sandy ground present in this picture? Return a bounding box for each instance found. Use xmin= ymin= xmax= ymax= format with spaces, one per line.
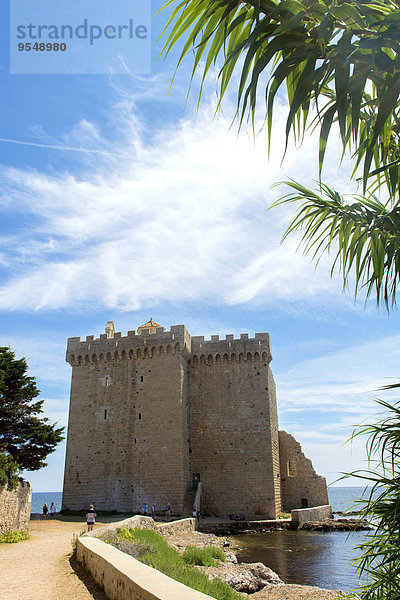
xmin=0 ymin=517 xmax=345 ymax=600
xmin=0 ymin=515 xmax=120 ymax=600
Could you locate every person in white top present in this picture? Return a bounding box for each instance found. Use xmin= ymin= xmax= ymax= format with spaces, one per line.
xmin=86 ymin=505 xmax=96 ymax=531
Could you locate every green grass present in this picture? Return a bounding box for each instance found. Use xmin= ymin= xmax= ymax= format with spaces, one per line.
xmin=105 ymin=527 xmax=241 ymax=600
xmin=0 ymin=530 xmax=30 ymax=543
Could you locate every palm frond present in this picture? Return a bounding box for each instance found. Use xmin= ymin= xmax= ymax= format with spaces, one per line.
xmin=270 ymin=181 xmax=400 ymax=309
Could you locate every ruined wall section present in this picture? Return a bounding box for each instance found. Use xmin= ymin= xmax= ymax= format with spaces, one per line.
xmin=0 ymin=479 xmax=32 ymax=535
xmin=279 ymin=430 xmax=329 ymax=511
xmin=63 ymin=326 xmax=190 ymax=513
xmin=188 ymin=333 xmax=281 ymax=519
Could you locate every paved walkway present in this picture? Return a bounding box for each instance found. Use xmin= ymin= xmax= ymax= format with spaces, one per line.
xmin=0 ymin=517 xmax=113 ymax=600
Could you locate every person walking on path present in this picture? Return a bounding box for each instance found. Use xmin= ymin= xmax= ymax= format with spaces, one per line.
xmin=42 ymin=503 xmax=49 ymax=519
xmin=50 ymin=502 xmax=56 ymax=518
xmin=86 ymin=505 xmax=96 ymax=532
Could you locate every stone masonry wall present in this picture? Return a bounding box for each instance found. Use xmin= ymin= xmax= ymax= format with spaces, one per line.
xmin=279 ymin=431 xmax=329 ymax=511
xmin=63 ymin=328 xmax=190 ymax=513
xmin=291 ymin=505 xmax=332 ymax=525
xmin=0 ymin=479 xmax=32 ymax=535
xmin=188 ymin=333 xmax=281 ymax=519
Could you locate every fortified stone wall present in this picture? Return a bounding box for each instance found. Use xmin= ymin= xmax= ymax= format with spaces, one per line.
xmin=188 ymin=333 xmax=281 ymax=519
xmin=278 ymin=431 xmax=329 ymax=511
xmin=63 ymin=326 xmax=191 ymax=513
xmin=0 ymin=479 xmax=32 ymax=535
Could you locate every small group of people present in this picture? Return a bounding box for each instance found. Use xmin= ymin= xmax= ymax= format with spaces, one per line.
xmin=42 ymin=502 xmax=56 ymax=519
xmin=142 ymin=502 xmax=171 ymax=520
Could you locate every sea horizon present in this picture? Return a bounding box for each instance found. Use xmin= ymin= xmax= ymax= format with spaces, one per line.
xmin=31 ymin=485 xmax=372 ymax=515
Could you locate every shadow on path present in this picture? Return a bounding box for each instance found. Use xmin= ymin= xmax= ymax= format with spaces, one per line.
xmin=69 ymin=554 xmax=110 ymax=600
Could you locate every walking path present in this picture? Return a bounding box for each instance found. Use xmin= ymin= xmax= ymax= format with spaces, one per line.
xmin=1 ymin=516 xmax=341 ymax=600
xmin=0 ymin=516 xmax=117 ymax=600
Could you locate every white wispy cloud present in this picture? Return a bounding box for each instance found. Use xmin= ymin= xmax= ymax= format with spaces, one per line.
xmin=275 ymin=334 xmax=400 ymax=483
xmin=276 ymin=334 xmax=400 ymax=411
xmin=0 ymin=137 xmax=128 ymax=157
xmin=0 ymin=85 xmax=358 ymax=313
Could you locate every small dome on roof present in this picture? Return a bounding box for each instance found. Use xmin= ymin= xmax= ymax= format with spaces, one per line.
xmin=137 ymin=318 xmax=164 ymax=335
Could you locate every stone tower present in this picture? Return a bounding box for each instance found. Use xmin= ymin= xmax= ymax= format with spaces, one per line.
xmin=62 ymin=321 xmax=328 ymax=518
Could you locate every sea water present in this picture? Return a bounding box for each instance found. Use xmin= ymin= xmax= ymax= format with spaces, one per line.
xmin=234 ymin=486 xmax=373 ymax=592
xmin=31 ymin=491 xmax=63 ymax=514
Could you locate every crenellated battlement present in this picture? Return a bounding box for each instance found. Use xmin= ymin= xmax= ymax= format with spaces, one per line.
xmin=66 ymin=324 xmax=191 ymax=366
xmin=190 ymin=331 xmax=271 ymax=363
xmin=66 ymin=322 xmax=272 ymax=366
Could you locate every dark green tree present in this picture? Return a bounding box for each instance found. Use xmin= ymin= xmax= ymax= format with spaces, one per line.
xmin=0 ymin=347 xmax=64 ymax=478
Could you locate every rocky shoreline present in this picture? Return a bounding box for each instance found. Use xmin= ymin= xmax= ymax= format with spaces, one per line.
xmin=161 ymin=526 xmax=347 ymax=600
xmin=197 ymin=517 xmax=371 ymax=535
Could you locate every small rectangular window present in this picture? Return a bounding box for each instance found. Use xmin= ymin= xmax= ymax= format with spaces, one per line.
xmin=104 ymin=409 xmax=107 ymax=420
xmin=138 ymin=413 xmax=141 ymax=420
xmin=140 ymin=376 xmax=144 ymax=382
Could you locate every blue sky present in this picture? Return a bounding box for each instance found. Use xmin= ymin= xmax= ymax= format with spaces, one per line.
xmin=1 ymin=1 xmax=399 ymax=493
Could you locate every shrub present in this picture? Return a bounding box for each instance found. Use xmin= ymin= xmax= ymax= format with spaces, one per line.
xmin=100 ymin=527 xmax=156 ymax=561
xmin=0 ymin=530 xmax=29 ymax=543
xmin=182 ymin=545 xmax=226 ymax=566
